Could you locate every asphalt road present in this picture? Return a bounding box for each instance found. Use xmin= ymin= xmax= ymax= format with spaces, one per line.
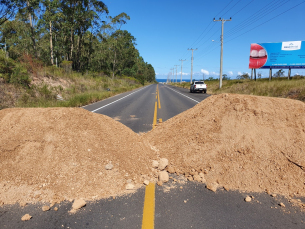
xmin=83 ymin=84 xmax=210 ymax=133
xmin=1 ymin=84 xmax=305 ymax=228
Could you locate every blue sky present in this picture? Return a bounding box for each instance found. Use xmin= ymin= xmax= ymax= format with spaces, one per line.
xmin=106 ymin=0 xmax=305 ymax=80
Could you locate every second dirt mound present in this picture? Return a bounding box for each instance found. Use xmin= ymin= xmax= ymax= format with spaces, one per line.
xmin=145 ymin=93 xmax=305 ymax=197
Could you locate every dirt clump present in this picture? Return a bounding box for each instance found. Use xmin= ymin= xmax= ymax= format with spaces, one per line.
xmin=0 ymin=108 xmax=157 ymax=205
xmin=144 ymin=93 xmax=305 ymax=197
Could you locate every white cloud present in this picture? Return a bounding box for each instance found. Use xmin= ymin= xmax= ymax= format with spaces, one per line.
xmin=237 ymin=71 xmax=242 ymax=75
xmin=228 ymin=71 xmax=233 ymax=76
xmin=178 ymin=72 xmax=189 ymax=75
xmin=201 ymin=69 xmax=209 ymax=76
xmin=210 ymin=71 xmax=219 ymax=76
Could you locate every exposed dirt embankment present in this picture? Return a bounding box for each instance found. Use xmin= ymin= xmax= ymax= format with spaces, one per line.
xmin=145 ymin=94 xmax=305 ymax=197
xmin=0 ymin=108 xmax=157 ymax=205
xmin=0 ymin=94 xmax=305 ymax=206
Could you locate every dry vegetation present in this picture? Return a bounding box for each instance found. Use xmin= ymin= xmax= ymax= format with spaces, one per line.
xmin=170 ymin=77 xmax=305 ymax=102
xmin=0 ymin=55 xmax=147 ymax=110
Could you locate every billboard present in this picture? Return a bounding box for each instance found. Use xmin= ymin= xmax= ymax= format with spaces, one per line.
xmin=249 ymin=41 xmax=305 ymax=69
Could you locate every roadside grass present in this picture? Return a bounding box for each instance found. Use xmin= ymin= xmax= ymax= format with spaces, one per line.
xmin=169 ymin=77 xmax=305 ymax=102
xmin=1 ymin=65 xmax=147 ymax=109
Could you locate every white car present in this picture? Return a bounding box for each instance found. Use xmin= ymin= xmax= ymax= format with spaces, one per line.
xmin=190 ymin=81 xmax=207 ymax=93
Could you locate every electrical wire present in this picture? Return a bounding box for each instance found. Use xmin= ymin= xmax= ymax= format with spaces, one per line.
xmin=225 ymin=1 xmax=305 ymax=44
xmin=226 ymin=0 xmax=291 ymax=38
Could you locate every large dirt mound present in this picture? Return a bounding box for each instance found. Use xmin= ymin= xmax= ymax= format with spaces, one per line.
xmin=0 ymin=108 xmax=157 ymax=205
xmin=144 ymin=94 xmax=305 ymax=197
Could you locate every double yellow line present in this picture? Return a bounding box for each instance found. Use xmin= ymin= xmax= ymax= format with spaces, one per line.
xmin=141 ymin=84 xmax=162 ymax=228
xmin=153 ymin=85 xmax=162 ymax=129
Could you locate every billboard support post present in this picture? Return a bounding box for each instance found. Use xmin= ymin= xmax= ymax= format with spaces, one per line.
xmin=288 ymin=68 xmax=291 ymax=80
xmin=269 ymin=68 xmax=272 ymax=81
xmin=251 ymin=69 xmax=253 ymax=80
xmin=254 ymin=69 xmax=256 ymax=81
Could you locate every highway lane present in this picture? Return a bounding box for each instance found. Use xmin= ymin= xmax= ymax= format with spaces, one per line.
xmin=84 ymin=84 xmax=210 ymax=133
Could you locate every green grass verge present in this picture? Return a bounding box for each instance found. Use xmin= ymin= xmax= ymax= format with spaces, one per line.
xmin=169 ymin=77 xmax=305 ymax=102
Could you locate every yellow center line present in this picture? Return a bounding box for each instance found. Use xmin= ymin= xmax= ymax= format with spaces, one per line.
xmin=141 ymin=183 xmax=155 ymax=229
xmin=157 ymin=87 xmax=161 ymax=109
xmin=153 ymin=101 xmax=157 ymax=129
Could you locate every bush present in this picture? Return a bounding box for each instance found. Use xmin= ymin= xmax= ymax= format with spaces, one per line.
xmin=10 ymin=65 xmax=31 ymax=87
xmin=61 ymin=61 xmax=73 ymax=73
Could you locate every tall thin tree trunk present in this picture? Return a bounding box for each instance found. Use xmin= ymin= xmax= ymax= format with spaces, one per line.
xmin=27 ymin=0 xmax=36 ymax=56
xmin=70 ymin=28 xmax=74 ymax=61
xmin=112 ymin=50 xmax=116 ymax=79
xmin=50 ymin=21 xmax=54 ymax=65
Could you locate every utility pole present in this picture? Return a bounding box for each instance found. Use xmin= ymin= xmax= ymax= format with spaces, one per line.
xmin=188 ymin=48 xmax=197 ymax=84
xmin=179 ymin=59 xmax=186 ymax=84
xmin=170 ymin=68 xmax=174 ymax=82
xmin=174 ymin=65 xmax=179 ymax=83
xmin=213 ymin=17 xmax=232 ymax=89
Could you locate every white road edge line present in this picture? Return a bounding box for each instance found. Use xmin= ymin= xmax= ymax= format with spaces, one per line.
xmin=90 ymin=85 xmax=151 ymax=113
xmin=164 ymin=85 xmax=200 ymax=103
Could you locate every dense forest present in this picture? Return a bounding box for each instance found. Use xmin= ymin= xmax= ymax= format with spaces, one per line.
xmin=0 ymin=0 xmax=156 ymax=83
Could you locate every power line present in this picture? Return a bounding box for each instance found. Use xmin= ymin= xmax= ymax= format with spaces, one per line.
xmin=214 ymin=0 xmax=234 ymax=18
xmin=225 ymin=1 xmax=305 ymax=43
xmin=222 ymin=0 xmax=242 ymax=17
xmin=231 ymin=0 xmax=255 ymax=18
xmin=196 ymin=0 xmax=305 ymax=62
xmin=179 ymin=0 xmax=236 ymax=60
xmin=226 ymin=0 xmax=291 ymax=38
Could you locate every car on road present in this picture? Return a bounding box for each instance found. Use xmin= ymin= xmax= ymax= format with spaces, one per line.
xmin=190 ymin=81 xmax=207 ymax=93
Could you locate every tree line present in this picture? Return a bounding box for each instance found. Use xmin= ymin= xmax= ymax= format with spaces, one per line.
xmin=0 ymin=0 xmax=156 ymax=83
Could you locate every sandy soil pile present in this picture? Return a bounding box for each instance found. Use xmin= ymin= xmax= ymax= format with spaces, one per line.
xmin=145 ymin=94 xmax=305 ymax=197
xmin=0 ymin=108 xmax=157 ymax=205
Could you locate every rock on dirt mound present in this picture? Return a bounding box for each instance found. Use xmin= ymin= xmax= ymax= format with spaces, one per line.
xmin=0 ymin=108 xmax=157 ymax=205
xmin=144 ymin=94 xmax=305 ymax=197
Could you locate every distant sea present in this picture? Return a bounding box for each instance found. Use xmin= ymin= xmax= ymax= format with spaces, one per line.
xmin=156 ymin=79 xmax=191 ymax=83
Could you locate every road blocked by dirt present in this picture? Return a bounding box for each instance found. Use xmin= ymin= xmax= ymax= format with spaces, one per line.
xmin=145 ymin=93 xmax=305 ymax=197
xmin=0 ymin=93 xmax=305 ymax=206
xmin=0 ymin=108 xmax=157 ymax=205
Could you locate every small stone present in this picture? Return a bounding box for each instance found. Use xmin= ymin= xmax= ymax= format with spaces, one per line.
xmin=21 ymin=214 xmax=32 ymax=221
xmin=20 ymin=202 xmax=27 ymax=207
xmin=158 ymin=158 xmax=168 ymax=170
xmin=279 ymin=202 xmax=285 ymax=207
xmin=143 ymin=180 xmax=150 ymax=186
xmin=187 ymin=176 xmax=193 ymax=181
xmin=167 ymin=166 xmax=175 ymax=174
xmin=223 ymin=185 xmax=230 ymax=191
xmin=157 ymin=181 xmax=163 ymax=186
xmin=152 ymin=160 xmax=159 ymax=168
xmin=50 ymin=202 xmax=55 ymax=208
xmin=159 ymin=171 xmax=169 ymax=183
xmin=271 ymin=194 xmax=277 ymax=197
xmin=190 ymin=171 xmax=198 ymax=176
xmin=199 ymin=172 xmax=205 ymax=178
xmin=245 ymin=196 xmax=252 ymax=202
xmin=71 ymin=199 xmax=86 ymax=213
xmin=0 ymin=201 xmax=4 ymax=206
xmin=184 ymin=200 xmax=187 ymax=203
xmin=126 ymin=183 xmax=135 ymax=190
xmin=126 ymin=179 xmax=132 ymax=183
xmin=105 ymin=163 xmax=113 ymax=170
xmin=42 ymin=206 xmax=50 ymax=211
xmin=180 ymin=186 xmax=183 ymax=189
xmin=193 ymin=174 xmax=201 ymax=182
xmin=206 ymin=182 xmax=218 ymax=192
xmin=54 ymin=207 xmax=58 ymax=211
